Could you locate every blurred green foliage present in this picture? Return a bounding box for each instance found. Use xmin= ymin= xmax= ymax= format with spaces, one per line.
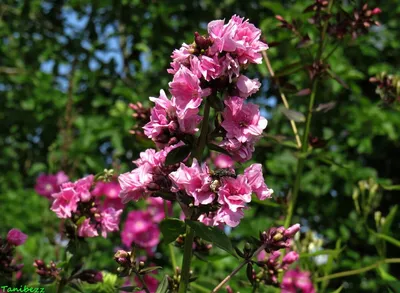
xmin=1 ymin=0 xmax=399 ymax=292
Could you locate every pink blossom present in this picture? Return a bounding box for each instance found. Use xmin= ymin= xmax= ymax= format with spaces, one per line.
xmin=147 ymin=197 xmax=172 ymax=223
xmin=135 ymin=275 xmax=159 ymax=293
xmin=257 ymin=250 xmax=267 ymax=262
xmin=208 ymin=19 xmax=238 ymax=53
xmin=100 ymin=208 xmax=123 ymax=238
xmin=102 ymin=197 xmax=124 ymax=211
xmin=92 ymin=181 xmax=121 ymax=199
xmin=51 ymin=187 xmax=79 ymax=218
xmin=222 ymin=96 xmax=268 ymax=143
xmin=169 ymin=159 xmax=215 ymax=206
xmin=77 ymin=219 xmax=98 ymax=238
xmin=121 ymin=211 xmax=160 ymax=248
xmin=167 ymin=43 xmax=193 ymax=75
xmin=218 ymin=175 xmax=252 ymax=212
xmin=371 ymin=8 xmax=382 ymax=15
xmin=214 ymin=206 xmax=245 ymax=227
xmin=169 ymin=66 xmax=211 ymax=115
xmin=236 ymin=75 xmax=261 ymax=98
xmin=281 ymin=269 xmax=315 ymax=293
xmin=244 ymin=164 xmax=273 ymax=200
xmin=35 ymin=171 xmax=69 ymax=199
xmin=218 ymin=54 xmax=240 ymax=82
xmin=282 ymin=251 xmax=299 ymax=268
xmin=118 ymin=163 xmax=154 ymax=203
xmin=214 ymin=153 xmax=234 ymax=169
xmin=74 ymin=175 xmax=94 ymax=202
xmin=219 ymin=138 xmax=255 ymax=163
xmin=190 ymin=55 xmax=221 ymax=81
xmin=7 ymin=229 xmax=28 ymax=246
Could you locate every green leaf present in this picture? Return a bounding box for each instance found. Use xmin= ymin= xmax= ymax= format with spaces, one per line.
xmin=330 ymin=285 xmax=344 ymax=293
xmin=279 ymin=107 xmax=306 ymax=122
xmin=186 ymin=220 xmax=235 ymax=256
xmin=68 ymin=282 xmax=84 ymax=293
xmin=139 ymin=266 xmax=163 ymax=275
xmin=382 ymin=205 xmax=398 ymax=235
xmin=159 ymin=218 xmax=186 ymax=244
xmin=118 ymin=286 xmax=142 ymax=292
xmin=374 ymin=233 xmax=400 ymax=248
xmin=381 ymin=184 xmax=400 ymax=190
xmin=207 ymin=143 xmax=232 ymax=156
xmin=275 ymin=61 xmax=304 ymax=77
xmin=155 ymin=275 xmax=169 ymax=293
xmin=165 ymin=145 xmax=191 ymax=165
xmin=377 ymin=265 xmax=397 ymax=281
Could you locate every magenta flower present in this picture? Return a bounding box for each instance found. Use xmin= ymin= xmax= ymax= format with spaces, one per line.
xmin=190 ymin=55 xmax=221 ymax=81
xmin=51 ymin=187 xmax=79 ymax=218
xmin=74 ymin=175 xmax=94 ymax=202
xmin=168 ymin=43 xmax=193 ymax=75
xmin=121 ymin=211 xmax=160 ymax=248
xmin=118 ymin=163 xmax=154 ymax=203
xmin=281 ymin=269 xmax=315 ymax=293
xmin=222 ymin=96 xmax=268 ymax=143
xmin=244 ymin=164 xmax=273 ymax=200
xmin=169 ymin=159 xmax=215 ymax=206
xmin=217 ymin=175 xmax=252 ymax=212
xmin=219 ymin=138 xmax=255 ymax=163
xmin=214 ymin=153 xmax=234 ymax=169
xmin=7 ymin=229 xmax=28 ymax=246
xmin=102 ymin=197 xmax=124 ymax=211
xmin=92 ymin=181 xmax=121 ymax=199
xmin=100 ymin=208 xmax=123 ymax=238
xmin=35 ymin=171 xmax=69 ymax=199
xmin=236 ymin=75 xmax=261 ymax=98
xmin=282 ymin=251 xmax=300 ymax=269
xmin=214 ymin=206 xmax=245 ymax=227
xmin=77 ymin=219 xmax=98 ymax=238
xmin=147 ymin=197 xmax=172 ymax=223
xmin=169 ymin=66 xmax=211 ymax=115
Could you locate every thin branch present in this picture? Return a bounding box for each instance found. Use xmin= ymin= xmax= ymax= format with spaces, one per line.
xmin=262 ymin=51 xmax=302 ymax=149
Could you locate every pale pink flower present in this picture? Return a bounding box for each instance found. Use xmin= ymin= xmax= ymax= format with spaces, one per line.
xmin=236 ymin=75 xmax=261 ymax=98
xmin=147 ymin=197 xmax=172 ymax=223
xmin=121 ymin=211 xmax=160 ymax=248
xmin=218 ymin=53 xmax=240 ymax=82
xmin=214 ymin=206 xmax=245 ymax=227
xmin=208 ymin=19 xmax=238 ymax=53
xmin=74 ymin=175 xmax=94 ymax=202
xmin=7 ymin=229 xmax=28 ymax=246
xmin=214 ymin=153 xmax=234 ymax=169
xmin=118 ymin=163 xmax=154 ymax=203
xmin=190 ymin=55 xmax=221 ymax=81
xmin=281 ymin=269 xmax=315 ymax=293
xmin=168 ymin=43 xmax=193 ymax=75
xmin=217 ymin=175 xmax=252 ymax=212
xmin=257 ymin=250 xmax=267 ymax=262
xmin=169 ymin=159 xmax=215 ymax=206
xmin=100 ymin=208 xmax=123 ymax=238
xmin=51 ymin=187 xmax=79 ymax=218
xmin=169 ymin=66 xmax=211 ymax=115
xmin=77 ymin=219 xmax=98 ymax=238
xmin=244 ymin=164 xmax=273 ymax=200
xmin=222 ymin=96 xmax=268 ymax=143
xmin=35 ymin=171 xmax=69 ymax=199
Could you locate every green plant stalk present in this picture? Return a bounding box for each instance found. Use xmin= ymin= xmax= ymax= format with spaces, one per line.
xmin=136 ymin=271 xmax=151 ymax=293
xmin=178 ymin=225 xmax=196 ymax=293
xmin=315 ymin=258 xmax=400 ymax=282
xmin=284 ymin=0 xmax=334 ymax=228
xmin=179 ymin=99 xmax=211 ymax=293
xmin=164 ymin=199 xmax=178 ymax=270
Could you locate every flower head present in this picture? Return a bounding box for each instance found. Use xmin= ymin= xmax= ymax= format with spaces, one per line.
xmin=7 ymin=229 xmax=28 ymax=246
xmin=281 ymin=269 xmax=315 ymax=293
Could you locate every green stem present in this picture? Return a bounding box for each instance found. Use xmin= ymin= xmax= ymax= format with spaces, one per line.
xmin=191 ymin=283 xmax=210 ymax=293
xmin=164 ymin=199 xmax=178 ymax=270
xmin=315 ymin=258 xmax=400 ymax=282
xmin=136 ymin=272 xmax=151 ymax=293
xmin=56 ymin=280 xmax=66 ymax=293
xmin=178 ymin=225 xmax=196 ymax=293
xmin=194 ymin=99 xmax=211 ymax=160
xmin=284 ymin=0 xmax=334 ymax=228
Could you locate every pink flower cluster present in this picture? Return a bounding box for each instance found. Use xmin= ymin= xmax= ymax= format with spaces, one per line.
xmin=121 ymin=198 xmax=171 ymax=250
xmin=50 ymin=175 xmax=123 ymax=238
xmin=7 ymin=229 xmax=28 ymax=246
xmin=170 ymin=161 xmax=272 ymax=227
xmin=257 ymin=250 xmax=299 ymax=284
xmin=35 ymin=171 xmax=69 ymax=199
xmin=141 ymin=15 xmax=268 ymax=158
xmin=281 ymin=269 xmax=315 ymax=293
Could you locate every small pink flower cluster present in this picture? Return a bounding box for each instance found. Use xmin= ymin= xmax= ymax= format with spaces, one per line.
xmin=50 ymin=175 xmax=122 ymax=238
xmin=142 ymin=15 xmax=268 ymax=161
xmin=257 ymin=250 xmax=299 ymax=284
xmin=281 ymin=269 xmax=315 ymax=293
xmin=7 ymin=229 xmax=28 ymax=247
xmin=121 ymin=198 xmax=171 ymax=250
xmin=35 ymin=171 xmax=69 ymax=199
xmin=0 ymin=229 xmax=27 ymax=279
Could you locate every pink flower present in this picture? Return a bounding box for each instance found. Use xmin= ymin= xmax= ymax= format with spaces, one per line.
xmin=169 ymin=159 xmax=215 ymax=206
xmin=118 ymin=163 xmax=154 ymax=203
xmin=74 ymin=175 xmax=94 ymax=202
xmin=222 ymin=96 xmax=268 ymax=143
xmin=168 ymin=43 xmax=193 ymax=75
xmin=281 ymin=269 xmax=315 ymax=293
xmin=100 ymin=208 xmax=123 ymax=238
xmin=236 ymin=75 xmax=261 ymax=98
xmin=257 ymin=250 xmax=267 ymax=262
xmin=102 ymin=197 xmax=124 ymax=210
xmin=35 ymin=171 xmax=69 ymax=199
xmin=7 ymin=229 xmax=28 ymax=246
xmin=51 ymin=187 xmax=79 ymax=218
xmin=214 ymin=153 xmax=234 ymax=169
xmin=371 ymin=8 xmax=382 ymax=15
xmin=218 ymin=175 xmax=252 ymax=212
xmin=147 ymin=197 xmax=172 ymax=223
xmin=190 ymin=55 xmax=221 ymax=81
xmin=214 ymin=206 xmax=245 ymax=227
xmin=218 ymin=54 xmax=240 ymax=82
xmin=121 ymin=211 xmax=160 ymax=248
xmin=244 ymin=164 xmax=273 ymax=200
xmin=92 ymin=181 xmax=121 ymax=199
xmin=208 ymin=19 xmax=238 ymax=53
xmin=219 ymin=138 xmax=255 ymax=163
xmin=282 ymin=251 xmax=299 ymax=268
xmin=135 ymin=275 xmax=159 ymax=293
xmin=77 ymin=219 xmax=98 ymax=238
xmin=169 ymin=66 xmax=211 ymax=115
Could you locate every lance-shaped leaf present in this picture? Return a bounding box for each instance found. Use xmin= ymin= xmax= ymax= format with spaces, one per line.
xmin=155 ymin=275 xmax=169 ymax=293
xmin=280 ymin=106 xmax=306 ymax=122
xmin=207 ymin=143 xmax=232 ymax=157
xmin=139 ymin=266 xmax=162 ymax=275
xmin=159 ymin=218 xmax=186 ymax=244
xmin=275 ymin=61 xmax=305 ymax=77
xmin=118 ymin=286 xmax=142 ymax=292
xmin=165 ymin=144 xmax=191 ymax=165
xmin=186 ymin=220 xmax=235 ymax=256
